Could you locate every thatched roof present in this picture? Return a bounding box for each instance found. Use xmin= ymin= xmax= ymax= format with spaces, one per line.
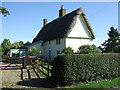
xmin=33 ymin=8 xmax=95 ymax=43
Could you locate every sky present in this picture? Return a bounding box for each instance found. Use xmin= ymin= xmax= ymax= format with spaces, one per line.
xmin=1 ymin=2 xmax=118 ymax=46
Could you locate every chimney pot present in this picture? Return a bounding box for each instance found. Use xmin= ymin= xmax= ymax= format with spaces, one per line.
xmin=43 ymin=18 xmax=47 ymax=26
xmin=59 ymin=5 xmax=66 ymax=17
xmin=61 ymin=5 xmax=64 ymax=9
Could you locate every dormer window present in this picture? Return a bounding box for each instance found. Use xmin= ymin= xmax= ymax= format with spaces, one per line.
xmin=56 ymin=38 xmax=61 ymax=44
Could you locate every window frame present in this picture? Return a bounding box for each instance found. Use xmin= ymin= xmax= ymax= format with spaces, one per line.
xmin=56 ymin=38 xmax=61 ymax=44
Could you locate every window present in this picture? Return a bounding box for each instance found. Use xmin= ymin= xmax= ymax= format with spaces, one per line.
xmin=56 ymin=38 xmax=61 ymax=44
xmin=57 ymin=50 xmax=60 ymax=55
xmin=49 ymin=40 xmax=51 ymax=44
xmin=41 ymin=42 xmax=44 ymax=46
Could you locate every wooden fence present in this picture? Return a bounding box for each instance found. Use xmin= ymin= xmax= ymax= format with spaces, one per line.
xmin=1 ymin=56 xmax=52 ymax=77
xmin=29 ymin=57 xmax=52 ymax=77
xmin=1 ymin=57 xmax=24 ymax=69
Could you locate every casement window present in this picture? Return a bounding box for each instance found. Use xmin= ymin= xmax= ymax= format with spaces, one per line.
xmin=57 ymin=50 xmax=60 ymax=55
xmin=56 ymin=38 xmax=61 ymax=44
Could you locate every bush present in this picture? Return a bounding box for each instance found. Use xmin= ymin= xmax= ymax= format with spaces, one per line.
xmin=52 ymin=53 xmax=120 ymax=86
xmin=0 ymin=47 xmax=4 ymax=56
xmin=28 ymin=48 xmax=40 ymax=56
xmin=78 ymin=45 xmax=100 ymax=54
xmin=12 ymin=53 xmax=19 ymax=57
xmin=61 ymin=47 xmax=74 ymax=54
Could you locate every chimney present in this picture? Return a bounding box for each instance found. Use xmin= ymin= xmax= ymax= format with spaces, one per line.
xmin=59 ymin=5 xmax=66 ymax=17
xmin=43 ymin=18 xmax=47 ymax=26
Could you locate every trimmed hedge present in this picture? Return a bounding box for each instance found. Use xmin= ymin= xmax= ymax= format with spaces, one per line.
xmin=51 ymin=53 xmax=120 ymax=86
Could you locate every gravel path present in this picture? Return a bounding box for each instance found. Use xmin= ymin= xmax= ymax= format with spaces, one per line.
xmin=0 ymin=62 xmax=57 ymax=89
xmin=1 ymin=69 xmax=37 ymax=88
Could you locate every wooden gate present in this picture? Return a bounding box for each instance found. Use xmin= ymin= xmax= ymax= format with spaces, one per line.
xmin=28 ymin=57 xmax=52 ymax=78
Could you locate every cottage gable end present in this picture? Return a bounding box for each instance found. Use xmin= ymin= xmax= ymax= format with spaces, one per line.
xmin=68 ymin=15 xmax=92 ymax=39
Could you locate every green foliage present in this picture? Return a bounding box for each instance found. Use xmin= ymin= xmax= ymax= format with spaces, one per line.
xmin=52 ymin=54 xmax=120 ymax=86
xmin=78 ymin=45 xmax=100 ymax=54
xmin=19 ymin=41 xmax=24 ymax=47
xmin=0 ymin=47 xmax=4 ymax=56
xmin=24 ymin=41 xmax=30 ymax=46
xmin=11 ymin=42 xmax=23 ymax=49
xmin=102 ymin=27 xmax=120 ymax=53
xmin=0 ymin=6 xmax=10 ymax=16
xmin=61 ymin=47 xmax=74 ymax=54
xmin=1 ymin=38 xmax=11 ymax=55
xmin=28 ymin=48 xmax=40 ymax=56
xmin=2 ymin=38 xmax=11 ymax=50
xmin=1 ymin=38 xmax=31 ymax=56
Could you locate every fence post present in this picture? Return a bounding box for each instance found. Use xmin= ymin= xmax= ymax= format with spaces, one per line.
xmin=22 ymin=56 xmax=27 ymax=69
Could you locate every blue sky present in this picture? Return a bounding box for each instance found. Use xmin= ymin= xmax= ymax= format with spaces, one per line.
xmin=2 ymin=2 xmax=118 ymax=46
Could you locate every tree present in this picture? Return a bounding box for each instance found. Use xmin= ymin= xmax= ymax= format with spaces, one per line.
xmin=11 ymin=42 xmax=22 ymax=49
xmin=28 ymin=48 xmax=40 ymax=56
xmin=0 ymin=6 xmax=10 ymax=16
xmin=0 ymin=47 xmax=5 ymax=56
xmin=78 ymin=45 xmax=100 ymax=54
xmin=2 ymin=38 xmax=11 ymax=55
xmin=24 ymin=41 xmax=30 ymax=46
xmin=19 ymin=41 xmax=24 ymax=47
xmin=61 ymin=47 xmax=74 ymax=54
xmin=102 ymin=27 xmax=120 ymax=53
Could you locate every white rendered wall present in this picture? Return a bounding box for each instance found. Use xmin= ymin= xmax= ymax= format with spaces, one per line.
xmin=42 ymin=38 xmax=66 ymax=60
xmin=68 ymin=15 xmax=91 ymax=38
xmin=66 ymin=15 xmax=93 ymax=52
xmin=66 ymin=38 xmax=93 ymax=52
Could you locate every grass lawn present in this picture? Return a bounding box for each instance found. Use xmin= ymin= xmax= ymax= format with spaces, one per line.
xmin=63 ymin=77 xmax=120 ymax=89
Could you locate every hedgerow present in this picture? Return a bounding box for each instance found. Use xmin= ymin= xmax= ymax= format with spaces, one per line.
xmin=51 ymin=53 xmax=120 ymax=86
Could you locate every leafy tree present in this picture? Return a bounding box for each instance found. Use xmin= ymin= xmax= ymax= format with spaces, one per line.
xmin=0 ymin=47 xmax=5 ymax=56
xmin=11 ymin=42 xmax=22 ymax=49
xmin=24 ymin=41 xmax=30 ymax=46
xmin=28 ymin=48 xmax=40 ymax=56
xmin=102 ymin=27 xmax=120 ymax=53
xmin=0 ymin=6 xmax=10 ymax=16
xmin=2 ymin=38 xmax=11 ymax=55
xmin=19 ymin=41 xmax=24 ymax=47
xmin=61 ymin=47 xmax=74 ymax=54
xmin=78 ymin=45 xmax=100 ymax=54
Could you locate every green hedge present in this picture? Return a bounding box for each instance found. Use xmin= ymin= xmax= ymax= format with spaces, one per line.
xmin=51 ymin=53 xmax=120 ymax=86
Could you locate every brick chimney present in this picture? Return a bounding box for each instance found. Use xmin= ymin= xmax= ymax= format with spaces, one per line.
xmin=43 ymin=18 xmax=47 ymax=26
xmin=59 ymin=5 xmax=66 ymax=17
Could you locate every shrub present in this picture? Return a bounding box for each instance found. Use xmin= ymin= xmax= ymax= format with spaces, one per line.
xmin=12 ymin=53 xmax=19 ymax=57
xmin=61 ymin=47 xmax=74 ymax=54
xmin=28 ymin=48 xmax=40 ymax=56
xmin=78 ymin=45 xmax=100 ymax=54
xmin=0 ymin=47 xmax=4 ymax=56
xmin=52 ymin=53 xmax=120 ymax=86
